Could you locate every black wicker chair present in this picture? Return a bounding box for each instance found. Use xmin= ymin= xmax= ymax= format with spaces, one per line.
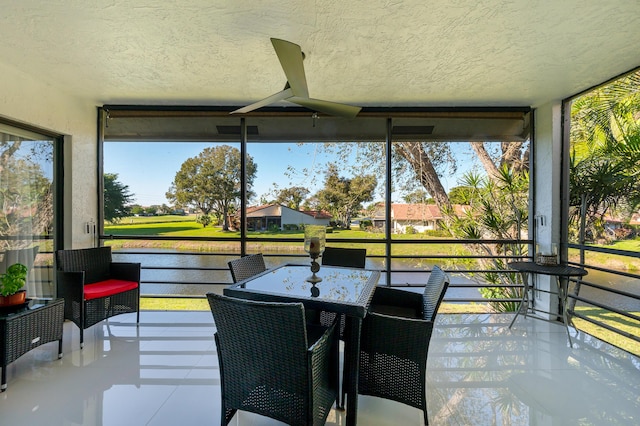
xmin=56 ymin=247 xmax=140 ymax=348
xmin=321 ymin=247 xmax=367 ymax=269
xmin=319 ymin=247 xmax=367 ymax=328
xmin=358 ymin=265 xmax=449 ymax=425
xmin=207 ymin=293 xmax=339 ymax=426
xmin=227 ymin=253 xmax=267 ymax=283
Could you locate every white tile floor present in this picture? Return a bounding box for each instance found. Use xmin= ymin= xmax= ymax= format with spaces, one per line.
xmin=1 ymin=311 xmax=638 ymax=425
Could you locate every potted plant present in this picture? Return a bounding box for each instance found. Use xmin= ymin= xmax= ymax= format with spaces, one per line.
xmin=0 ymin=263 xmax=28 ymax=307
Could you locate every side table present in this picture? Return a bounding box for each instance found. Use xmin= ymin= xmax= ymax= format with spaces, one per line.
xmin=508 ymin=262 xmax=587 ymax=346
xmin=1 ymin=298 xmax=65 ymax=391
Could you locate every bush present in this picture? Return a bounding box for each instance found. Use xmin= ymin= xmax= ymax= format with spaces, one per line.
xmin=405 ymin=225 xmax=417 ymax=234
xmin=326 ymin=226 xmax=333 ymax=233
xmin=196 ymin=214 xmax=211 ymax=227
xmin=423 ymin=229 xmax=451 ymax=237
xmin=359 ymin=220 xmax=373 ymax=230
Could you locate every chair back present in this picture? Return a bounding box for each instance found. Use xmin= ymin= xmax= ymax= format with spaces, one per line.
xmin=321 ymin=247 xmax=366 ymax=268
xmin=423 ymin=265 xmax=449 ymax=321
xmin=207 ymin=293 xmax=310 ymax=416
xmin=227 ymin=253 xmax=266 ymax=283
xmin=56 ymin=246 xmax=112 ymax=284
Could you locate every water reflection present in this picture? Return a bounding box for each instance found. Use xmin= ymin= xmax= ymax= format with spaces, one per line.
xmin=427 ymin=314 xmax=640 ymax=425
xmin=112 ymin=249 xmax=639 ymax=310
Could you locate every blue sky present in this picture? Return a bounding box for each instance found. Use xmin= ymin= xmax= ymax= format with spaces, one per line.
xmin=104 ymin=142 xmax=344 ymax=206
xmin=104 ymin=141 xmax=478 ymax=207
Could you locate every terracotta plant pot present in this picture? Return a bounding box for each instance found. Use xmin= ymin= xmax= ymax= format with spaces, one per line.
xmin=0 ymin=290 xmax=26 ymax=307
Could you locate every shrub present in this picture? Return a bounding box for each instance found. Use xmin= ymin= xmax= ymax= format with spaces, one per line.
xmin=196 ymin=214 xmax=211 ymax=227
xmin=359 ymin=220 xmax=373 ymax=230
xmin=423 ymin=229 xmax=451 ymax=237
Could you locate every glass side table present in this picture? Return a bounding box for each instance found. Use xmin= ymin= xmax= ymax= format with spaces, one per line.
xmin=0 ymin=298 xmax=65 ymax=391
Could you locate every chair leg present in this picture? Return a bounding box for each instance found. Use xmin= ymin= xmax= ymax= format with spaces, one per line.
xmin=80 ymin=327 xmax=84 ymax=349
xmin=423 ymin=409 xmax=429 ymax=425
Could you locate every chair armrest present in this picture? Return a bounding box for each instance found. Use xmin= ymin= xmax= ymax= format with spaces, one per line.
xmin=308 ymin=319 xmax=337 ymax=353
xmin=110 ymin=262 xmax=141 ymax=282
xmin=362 ymin=311 xmax=434 ymax=358
xmin=56 ymin=270 xmax=86 ymax=297
xmin=308 ymin=318 xmax=339 ymax=403
xmin=369 ymin=286 xmax=424 ymax=318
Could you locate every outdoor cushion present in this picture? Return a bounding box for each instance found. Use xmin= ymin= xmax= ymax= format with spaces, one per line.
xmin=84 ymin=279 xmax=139 ymax=301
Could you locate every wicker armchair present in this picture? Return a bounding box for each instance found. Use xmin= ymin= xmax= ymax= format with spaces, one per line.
xmin=207 ymin=293 xmax=339 ymax=426
xmin=358 ymin=265 xmax=449 ymax=425
xmin=227 ymin=253 xmax=267 ymax=283
xmin=56 ymin=247 xmax=140 ymax=348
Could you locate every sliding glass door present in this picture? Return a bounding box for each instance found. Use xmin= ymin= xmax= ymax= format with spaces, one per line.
xmin=0 ymin=122 xmax=59 ymax=297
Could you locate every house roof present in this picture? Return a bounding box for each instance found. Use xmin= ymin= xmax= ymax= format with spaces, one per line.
xmin=245 ymin=204 xmax=332 ymax=219
xmin=370 ymin=203 xmax=470 ymax=221
xmin=2 ymin=1 xmax=639 ymax=112
xmin=300 ymin=210 xmax=332 ymax=220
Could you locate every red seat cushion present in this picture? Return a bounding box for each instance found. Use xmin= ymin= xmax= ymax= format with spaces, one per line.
xmin=84 ymin=279 xmax=138 ymax=301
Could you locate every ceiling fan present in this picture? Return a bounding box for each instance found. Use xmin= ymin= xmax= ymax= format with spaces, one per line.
xmin=231 ymin=38 xmax=361 ymax=119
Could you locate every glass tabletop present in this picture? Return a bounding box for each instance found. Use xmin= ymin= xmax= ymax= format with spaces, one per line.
xmin=0 ymin=298 xmax=62 ymax=319
xmin=225 ymin=264 xmax=380 ymax=317
xmin=508 ymin=261 xmax=588 ymax=277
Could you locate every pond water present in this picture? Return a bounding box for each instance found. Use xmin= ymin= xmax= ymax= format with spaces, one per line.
xmin=113 ymin=249 xmax=640 ymax=311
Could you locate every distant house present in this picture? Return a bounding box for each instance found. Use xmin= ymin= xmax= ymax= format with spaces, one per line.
xmin=245 ymin=204 xmax=331 ymax=230
xmin=369 ymin=203 xmax=471 ymax=233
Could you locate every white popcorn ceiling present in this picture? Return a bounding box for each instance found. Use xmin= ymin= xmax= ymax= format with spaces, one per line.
xmin=1 ymin=0 xmax=639 ymax=109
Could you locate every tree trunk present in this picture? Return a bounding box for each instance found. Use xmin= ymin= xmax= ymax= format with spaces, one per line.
xmin=469 ymin=142 xmax=501 ymax=180
xmin=221 ymin=204 xmax=229 ymax=231
xmin=394 ymin=142 xmax=452 ymax=210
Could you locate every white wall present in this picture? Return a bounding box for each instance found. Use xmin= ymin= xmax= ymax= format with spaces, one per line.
xmin=532 ymin=101 xmax=563 ymax=318
xmin=0 ymin=62 xmax=97 ymax=248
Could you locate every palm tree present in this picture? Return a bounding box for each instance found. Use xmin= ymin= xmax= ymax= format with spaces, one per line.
xmin=569 ymin=71 xmax=640 ymax=242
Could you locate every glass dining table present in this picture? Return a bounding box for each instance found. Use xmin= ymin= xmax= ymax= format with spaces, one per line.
xmin=223 ymin=263 xmax=381 ymax=426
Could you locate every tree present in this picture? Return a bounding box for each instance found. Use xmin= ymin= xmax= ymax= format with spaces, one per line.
xmin=0 ymin=139 xmax=54 ymax=248
xmin=166 ymin=145 xmax=257 ymax=231
xmin=569 ymin=71 xmax=640 ymax=242
xmin=402 ymin=189 xmax=432 ymax=204
xmin=104 ymin=173 xmax=134 ymax=224
xmin=314 ymin=164 xmax=377 ymax=229
xmin=443 ymin=165 xmax=529 ymax=312
xmin=130 ymin=204 xmax=144 ymax=215
xmin=275 ymin=186 xmax=310 ymax=210
xmin=448 ymin=186 xmax=475 ymax=205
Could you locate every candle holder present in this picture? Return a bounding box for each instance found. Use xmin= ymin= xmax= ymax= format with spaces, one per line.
xmin=304 ymin=225 xmax=326 ymax=284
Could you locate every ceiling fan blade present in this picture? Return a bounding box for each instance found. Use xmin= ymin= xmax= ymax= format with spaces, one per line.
xmin=289 ymin=97 xmax=362 ymax=119
xmin=271 ymin=38 xmax=309 ymax=98
xmin=230 ymin=88 xmax=294 ymax=114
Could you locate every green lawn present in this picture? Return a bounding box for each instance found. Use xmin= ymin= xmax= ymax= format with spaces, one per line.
xmin=573 ymin=307 xmax=640 ymax=356
xmin=104 ymin=217 xmax=467 ymax=258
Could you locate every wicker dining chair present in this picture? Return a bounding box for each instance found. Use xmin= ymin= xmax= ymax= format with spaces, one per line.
xmin=321 ymin=247 xmax=367 ymax=269
xmin=227 ymin=253 xmax=267 ymax=283
xmin=318 ymin=247 xmax=367 ymax=335
xmin=358 ymin=265 xmax=449 ymax=425
xmin=207 ymin=293 xmax=339 ymax=426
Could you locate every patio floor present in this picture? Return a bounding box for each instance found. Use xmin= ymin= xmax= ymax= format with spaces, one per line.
xmin=1 ymin=310 xmax=638 ymax=425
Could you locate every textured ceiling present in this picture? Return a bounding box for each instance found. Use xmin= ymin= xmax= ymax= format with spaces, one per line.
xmin=1 ymin=0 xmax=639 ymax=110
